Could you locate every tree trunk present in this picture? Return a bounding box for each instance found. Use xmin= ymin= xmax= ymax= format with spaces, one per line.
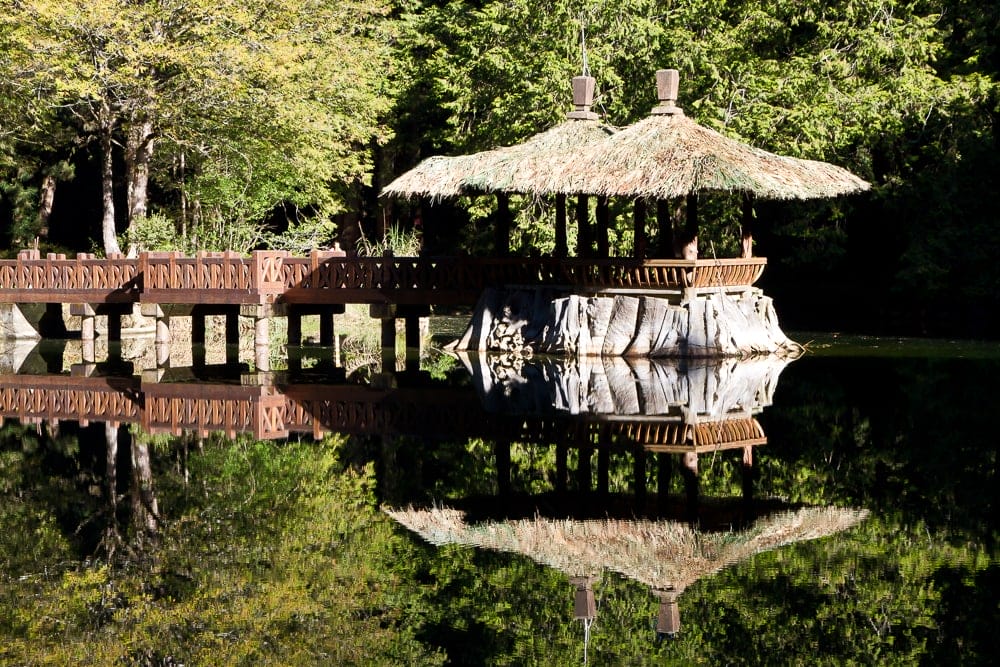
xmin=37 ymin=173 xmax=56 ymax=240
xmin=126 ymin=119 xmax=155 ymax=223
xmin=99 ymin=110 xmax=122 ymax=255
xmin=130 ymin=434 xmax=160 ymax=539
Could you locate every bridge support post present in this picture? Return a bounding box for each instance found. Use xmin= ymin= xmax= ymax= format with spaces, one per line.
xmin=556 ymin=443 xmax=568 ymax=493
xmin=287 ymin=310 xmax=302 ymax=346
xmin=597 ymin=446 xmax=609 ymax=496
xmin=255 ymin=316 xmax=270 ymax=371
xmin=140 ymin=304 xmax=172 ymax=367
xmin=106 ymin=311 xmax=122 ymax=342
xmin=75 ymin=304 xmax=96 ymax=363
xmin=191 ymin=312 xmax=206 ymax=367
xmin=370 ymin=304 xmax=397 ymax=372
xmin=319 ymin=312 xmax=334 ymax=347
xmin=225 ymin=312 xmax=239 ymax=364
xmin=241 ymin=304 xmax=285 ymax=373
xmin=577 ymin=445 xmax=592 ymax=492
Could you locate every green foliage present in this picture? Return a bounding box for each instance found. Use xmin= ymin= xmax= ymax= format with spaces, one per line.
xmin=0 ymin=433 xmax=443 ymax=665
xmin=357 ymin=222 xmax=424 ymax=256
xmin=0 ymin=0 xmax=394 ymax=253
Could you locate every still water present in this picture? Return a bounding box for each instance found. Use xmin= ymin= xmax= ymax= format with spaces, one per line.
xmin=0 ymin=332 xmax=996 ymax=665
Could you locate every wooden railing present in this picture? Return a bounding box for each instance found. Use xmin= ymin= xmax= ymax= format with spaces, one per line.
xmin=280 ymin=254 xmax=767 ymax=303
xmin=140 ymin=250 xmax=287 ymax=304
xmin=0 ymin=250 xmax=140 ymax=302
xmin=0 ymin=250 xmax=767 ymax=306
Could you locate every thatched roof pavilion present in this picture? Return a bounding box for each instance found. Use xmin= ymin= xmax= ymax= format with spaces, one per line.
xmin=383 ymin=69 xmax=869 ymax=261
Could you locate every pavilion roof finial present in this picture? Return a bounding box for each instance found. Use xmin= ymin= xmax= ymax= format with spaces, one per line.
xmin=651 ymin=69 xmax=684 ymax=116
xmin=567 ymin=75 xmax=599 ymax=120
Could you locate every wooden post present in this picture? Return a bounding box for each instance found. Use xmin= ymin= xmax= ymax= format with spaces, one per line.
xmin=576 ymin=195 xmax=590 ymax=258
xmin=577 ymin=445 xmax=592 ymax=492
xmin=495 ymin=440 xmax=511 ymax=497
xmin=654 ymin=589 xmax=681 ymax=638
xmin=495 ymin=193 xmax=511 ymax=257
xmin=633 ymin=199 xmax=648 ymax=258
xmin=254 ymin=313 xmax=269 ymax=372
xmin=682 ymin=451 xmax=699 ymax=521
xmin=225 ymin=311 xmax=239 ymax=364
xmin=287 ymin=308 xmax=302 ymax=346
xmin=596 ymin=196 xmax=610 ymax=258
xmin=191 ymin=312 xmax=206 ymax=367
xmin=319 ymin=311 xmax=334 ymax=347
xmin=80 ymin=308 xmax=96 ymax=344
xmin=680 ymin=193 xmax=699 ymax=259
xmin=556 ymin=443 xmax=568 ymax=493
xmin=554 ymin=194 xmax=568 ymax=258
xmin=404 ymin=314 xmax=420 ymax=373
xmin=742 ymin=445 xmax=755 ymax=505
xmin=597 ymin=446 xmax=609 ymax=496
xmin=656 ymin=199 xmax=674 ymax=257
xmin=106 ymin=312 xmax=122 ymax=342
xmin=741 ymin=194 xmax=755 ymax=258
xmin=633 ymin=446 xmax=647 ymax=510
xmin=657 ymin=452 xmax=672 ymax=516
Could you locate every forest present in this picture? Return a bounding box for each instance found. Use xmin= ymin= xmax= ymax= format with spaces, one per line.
xmin=1 ymin=0 xmax=998 ymax=337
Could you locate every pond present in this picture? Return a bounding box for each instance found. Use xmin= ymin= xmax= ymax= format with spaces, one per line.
xmin=0 ymin=331 xmax=996 ymax=665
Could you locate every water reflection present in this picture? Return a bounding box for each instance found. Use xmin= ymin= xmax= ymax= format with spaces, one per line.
xmin=0 ymin=339 xmax=872 ymax=661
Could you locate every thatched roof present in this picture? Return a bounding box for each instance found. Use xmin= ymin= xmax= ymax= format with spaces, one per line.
xmin=382 ymin=74 xmax=616 ymax=202
xmin=461 ymin=120 xmax=616 ymax=196
xmin=386 ymin=504 xmax=869 ymax=592
xmin=381 ymin=120 xmax=615 ymax=202
xmin=555 ymin=112 xmax=870 ymax=200
xmin=380 ymin=154 xmax=487 ymax=203
xmin=382 ymin=69 xmax=869 ymax=203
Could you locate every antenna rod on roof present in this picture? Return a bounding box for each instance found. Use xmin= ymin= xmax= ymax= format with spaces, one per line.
xmin=580 ymin=23 xmax=589 ymax=77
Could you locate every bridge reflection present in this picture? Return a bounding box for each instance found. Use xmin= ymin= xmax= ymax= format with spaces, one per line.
xmin=0 ymin=344 xmax=785 ymax=450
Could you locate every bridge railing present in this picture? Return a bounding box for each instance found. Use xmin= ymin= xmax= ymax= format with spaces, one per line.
xmin=0 ymin=250 xmax=767 ymax=305
xmin=280 ymin=254 xmax=767 ymax=296
xmin=0 ymin=250 xmax=140 ymax=302
xmin=139 ymin=250 xmax=288 ymax=303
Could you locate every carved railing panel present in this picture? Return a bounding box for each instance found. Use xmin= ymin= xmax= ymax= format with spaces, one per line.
xmin=0 ymin=251 xmax=140 ymax=300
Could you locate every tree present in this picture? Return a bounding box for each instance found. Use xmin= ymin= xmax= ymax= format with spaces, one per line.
xmin=0 ymin=0 xmax=393 ymax=255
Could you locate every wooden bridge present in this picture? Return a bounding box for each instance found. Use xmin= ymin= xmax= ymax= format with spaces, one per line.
xmin=0 ymin=248 xmax=767 ymax=367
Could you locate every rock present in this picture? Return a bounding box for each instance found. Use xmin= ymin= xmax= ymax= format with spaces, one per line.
xmin=452 ymin=287 xmax=801 ymax=358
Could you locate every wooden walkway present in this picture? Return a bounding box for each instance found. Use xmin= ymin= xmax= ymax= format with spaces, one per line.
xmin=1 ymin=249 xmax=767 ymax=307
